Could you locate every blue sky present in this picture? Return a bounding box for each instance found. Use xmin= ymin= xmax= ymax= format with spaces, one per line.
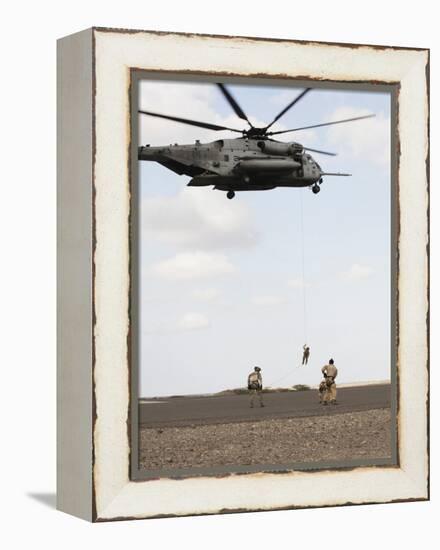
xmin=137 ymin=79 xmax=391 ymax=397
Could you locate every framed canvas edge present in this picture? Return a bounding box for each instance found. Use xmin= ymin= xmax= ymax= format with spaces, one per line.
xmin=57 ymin=27 xmax=94 ymax=522
xmin=92 ymin=25 xmax=430 ymax=53
xmin=78 ymin=28 xmax=429 ymax=522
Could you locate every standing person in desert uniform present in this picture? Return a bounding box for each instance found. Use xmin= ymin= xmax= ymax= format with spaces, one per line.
xmin=302 ymin=344 xmax=310 ymax=365
xmin=248 ymin=366 xmax=264 ymax=408
xmin=321 ymin=358 xmax=338 ymax=405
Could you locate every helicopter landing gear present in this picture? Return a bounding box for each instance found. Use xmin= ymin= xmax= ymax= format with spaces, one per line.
xmin=227 ymin=190 xmax=235 ymax=200
xmin=312 ymin=184 xmax=321 ymax=195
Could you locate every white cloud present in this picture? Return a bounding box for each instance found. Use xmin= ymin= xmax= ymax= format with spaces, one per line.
xmin=269 ymin=88 xmax=304 ymax=106
xmin=138 ymin=80 xmax=315 ymax=148
xmin=342 ymin=263 xmax=373 ymax=282
xmin=139 ymin=81 xmax=225 ymax=146
xmin=251 ymin=295 xmax=285 ymax=306
xmin=177 ymin=312 xmax=210 ymax=331
xmin=192 ymin=288 xmax=220 ymax=301
xmin=151 ymin=251 xmax=235 ymax=280
xmin=287 ymin=277 xmax=310 ymax=289
xmin=143 ymin=312 xmax=210 ymax=333
xmin=325 ymin=107 xmax=390 ymax=166
xmin=142 ymin=187 xmax=258 ymax=250
xmin=139 ymin=81 xmax=256 ymax=146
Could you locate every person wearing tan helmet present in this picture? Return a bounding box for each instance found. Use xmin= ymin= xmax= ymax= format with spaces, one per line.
xmin=247 ymin=366 xmax=264 ymax=408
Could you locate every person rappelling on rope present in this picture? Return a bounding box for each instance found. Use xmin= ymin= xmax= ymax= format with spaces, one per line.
xmin=302 ymin=344 xmax=310 ymax=365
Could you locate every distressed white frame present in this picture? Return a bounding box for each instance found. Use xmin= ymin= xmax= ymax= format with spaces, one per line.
xmin=57 ymin=28 xmax=429 ymax=522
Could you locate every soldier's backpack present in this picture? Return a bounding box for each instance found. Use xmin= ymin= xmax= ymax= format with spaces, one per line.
xmin=325 ymin=376 xmax=335 ymax=387
xmin=248 ymin=372 xmax=261 ymax=390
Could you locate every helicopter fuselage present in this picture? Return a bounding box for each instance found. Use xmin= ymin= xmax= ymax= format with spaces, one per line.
xmin=138 ymin=137 xmax=323 ymax=195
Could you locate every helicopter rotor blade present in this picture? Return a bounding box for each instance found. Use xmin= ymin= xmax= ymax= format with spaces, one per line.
xmin=217 ymin=84 xmax=253 ymax=127
xmin=303 ymin=147 xmax=337 ymax=157
xmin=138 ymin=109 xmax=243 ymax=133
xmin=265 ymin=88 xmax=312 ymax=130
xmin=268 ymin=114 xmax=376 ymax=135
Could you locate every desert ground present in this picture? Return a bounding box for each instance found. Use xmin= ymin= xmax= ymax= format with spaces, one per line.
xmin=138 ymin=384 xmax=393 ymax=473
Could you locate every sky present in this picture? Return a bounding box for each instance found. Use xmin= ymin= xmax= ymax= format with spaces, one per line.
xmin=137 ymin=79 xmax=391 ymax=397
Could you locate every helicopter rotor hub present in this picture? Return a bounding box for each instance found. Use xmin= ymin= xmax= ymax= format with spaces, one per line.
xmin=243 ymin=127 xmax=269 ymax=139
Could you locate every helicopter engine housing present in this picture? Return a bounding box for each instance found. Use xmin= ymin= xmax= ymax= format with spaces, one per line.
xmin=257 ymin=141 xmax=302 ymax=157
xmin=236 ymin=158 xmax=300 ymax=173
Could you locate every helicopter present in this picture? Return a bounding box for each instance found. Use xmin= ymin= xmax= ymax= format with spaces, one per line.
xmin=138 ymin=84 xmax=374 ymax=200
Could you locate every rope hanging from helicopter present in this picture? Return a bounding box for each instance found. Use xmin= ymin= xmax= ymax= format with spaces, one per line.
xmin=299 ymin=188 xmax=308 ymax=345
xmin=267 ymin=191 xmax=309 ymax=388
xmin=267 ymin=368 xmax=298 ymax=388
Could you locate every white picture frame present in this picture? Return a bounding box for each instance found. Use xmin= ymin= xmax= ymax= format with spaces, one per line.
xmin=57 ymin=27 xmax=429 ymax=522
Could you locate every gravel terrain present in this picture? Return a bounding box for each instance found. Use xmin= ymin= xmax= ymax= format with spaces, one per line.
xmin=139 ymin=408 xmax=392 ymax=471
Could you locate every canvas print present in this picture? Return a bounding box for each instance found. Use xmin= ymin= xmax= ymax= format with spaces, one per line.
xmin=134 ymin=77 xmax=396 ymax=477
